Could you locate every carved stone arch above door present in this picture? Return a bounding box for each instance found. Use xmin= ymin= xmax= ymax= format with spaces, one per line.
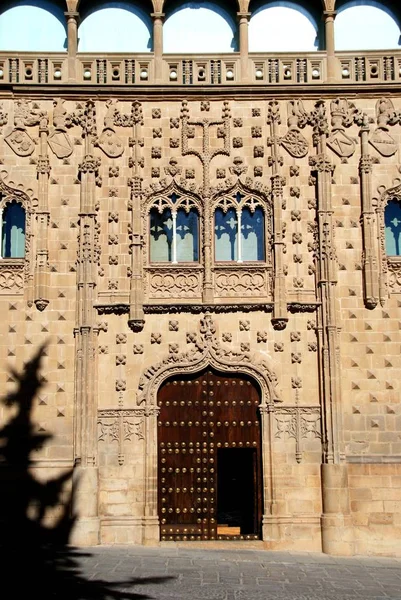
xmin=136 ymin=312 xmax=280 ymax=411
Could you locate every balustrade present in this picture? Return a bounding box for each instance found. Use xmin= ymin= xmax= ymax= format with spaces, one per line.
xmin=0 ymin=51 xmax=400 ymax=86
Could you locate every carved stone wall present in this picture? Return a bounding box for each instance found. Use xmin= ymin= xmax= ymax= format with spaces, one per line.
xmin=0 ymin=93 xmax=401 ymax=556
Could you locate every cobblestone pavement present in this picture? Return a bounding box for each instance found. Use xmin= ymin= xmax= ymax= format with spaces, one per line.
xmin=72 ymin=543 xmax=401 ymax=600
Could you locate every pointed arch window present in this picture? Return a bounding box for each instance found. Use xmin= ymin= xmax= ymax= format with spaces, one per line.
xmin=149 ymin=193 xmax=199 ymax=263
xmin=214 ymin=192 xmax=265 ymax=262
xmin=1 ymin=201 xmax=26 ymax=258
xmin=385 ymin=199 xmax=401 ymax=256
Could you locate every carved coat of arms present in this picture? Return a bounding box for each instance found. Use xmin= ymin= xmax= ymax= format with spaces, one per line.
xmin=48 ymin=129 xmax=73 ymax=158
xmin=97 ymin=127 xmax=124 ymax=158
xmin=5 ymin=128 xmax=35 ymax=156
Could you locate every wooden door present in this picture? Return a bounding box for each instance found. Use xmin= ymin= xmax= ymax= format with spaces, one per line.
xmin=157 ymin=368 xmax=262 ymax=541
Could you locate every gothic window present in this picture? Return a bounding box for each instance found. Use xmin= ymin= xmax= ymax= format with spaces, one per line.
xmin=249 ymin=5 xmax=318 ymax=51
xmin=0 ymin=3 xmax=66 ymax=51
xmin=214 ymin=193 xmax=265 ymax=262
xmin=335 ymin=3 xmax=400 ymax=50
xmin=163 ymin=2 xmax=236 ymax=53
xmin=78 ymin=2 xmax=152 ymax=52
xmin=1 ymin=201 xmax=26 ymax=258
xmin=385 ymin=199 xmax=401 ymax=256
xmin=149 ymin=193 xmax=199 ymax=263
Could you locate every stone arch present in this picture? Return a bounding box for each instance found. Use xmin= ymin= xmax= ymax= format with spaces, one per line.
xmin=144 ymin=178 xmax=204 ymax=216
xmin=0 ymin=170 xmax=33 ymax=211
xmin=211 ymin=178 xmax=272 ymax=219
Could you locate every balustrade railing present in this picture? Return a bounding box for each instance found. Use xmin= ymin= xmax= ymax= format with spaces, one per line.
xmin=0 ymin=50 xmax=400 ymax=86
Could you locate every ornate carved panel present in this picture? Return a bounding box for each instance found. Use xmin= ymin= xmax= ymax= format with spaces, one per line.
xmin=213 ymin=266 xmax=269 ymax=299
xmin=145 ymin=267 xmax=203 ymax=300
xmin=274 ymin=406 xmax=321 ymax=463
xmin=98 ymin=409 xmax=145 ymax=466
xmin=387 ymin=258 xmax=401 ymax=293
xmin=0 ymin=262 xmax=24 ymax=294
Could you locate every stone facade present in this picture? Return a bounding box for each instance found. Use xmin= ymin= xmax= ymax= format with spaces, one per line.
xmin=1 ymin=0 xmax=401 ymax=557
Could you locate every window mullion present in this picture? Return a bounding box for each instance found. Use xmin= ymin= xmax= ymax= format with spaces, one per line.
xmin=237 ymin=208 xmax=242 ymax=263
xmin=172 ymin=210 xmax=177 ymax=264
xmin=0 ymin=206 xmax=3 ymax=259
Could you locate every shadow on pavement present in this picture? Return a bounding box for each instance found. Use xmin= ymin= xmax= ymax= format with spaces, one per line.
xmin=0 ymin=343 xmax=174 ymax=599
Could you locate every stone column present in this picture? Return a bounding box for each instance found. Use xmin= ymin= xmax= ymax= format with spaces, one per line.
xmin=308 ymin=101 xmax=354 ymax=555
xmin=128 ymin=101 xmax=145 ymax=332
xmin=323 ymin=11 xmax=338 ymax=82
xmin=152 ymin=12 xmax=164 ymax=82
xmin=142 ymin=407 xmax=160 ymax=545
xmin=267 ymin=101 xmax=288 ymax=330
xmin=260 ymin=405 xmax=280 ymax=544
xmin=70 ymin=102 xmax=100 ymax=546
xmin=359 ymin=119 xmax=379 ymax=309
xmin=34 ymin=115 xmax=51 ymax=312
xmin=321 ymin=464 xmax=354 ymax=555
xmin=237 ymin=12 xmax=250 ymax=82
xmin=0 ymin=207 xmax=3 ymax=259
xmin=65 ymin=11 xmax=79 ymax=82
xmin=202 ymin=199 xmax=214 ymax=303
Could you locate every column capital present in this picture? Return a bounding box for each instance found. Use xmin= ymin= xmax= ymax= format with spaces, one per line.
xmin=151 ymin=12 xmax=165 ymax=20
xmin=64 ymin=11 xmax=79 ymax=18
xmin=323 ymin=10 xmax=337 ymax=19
xmin=237 ymin=11 xmax=251 ymax=20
